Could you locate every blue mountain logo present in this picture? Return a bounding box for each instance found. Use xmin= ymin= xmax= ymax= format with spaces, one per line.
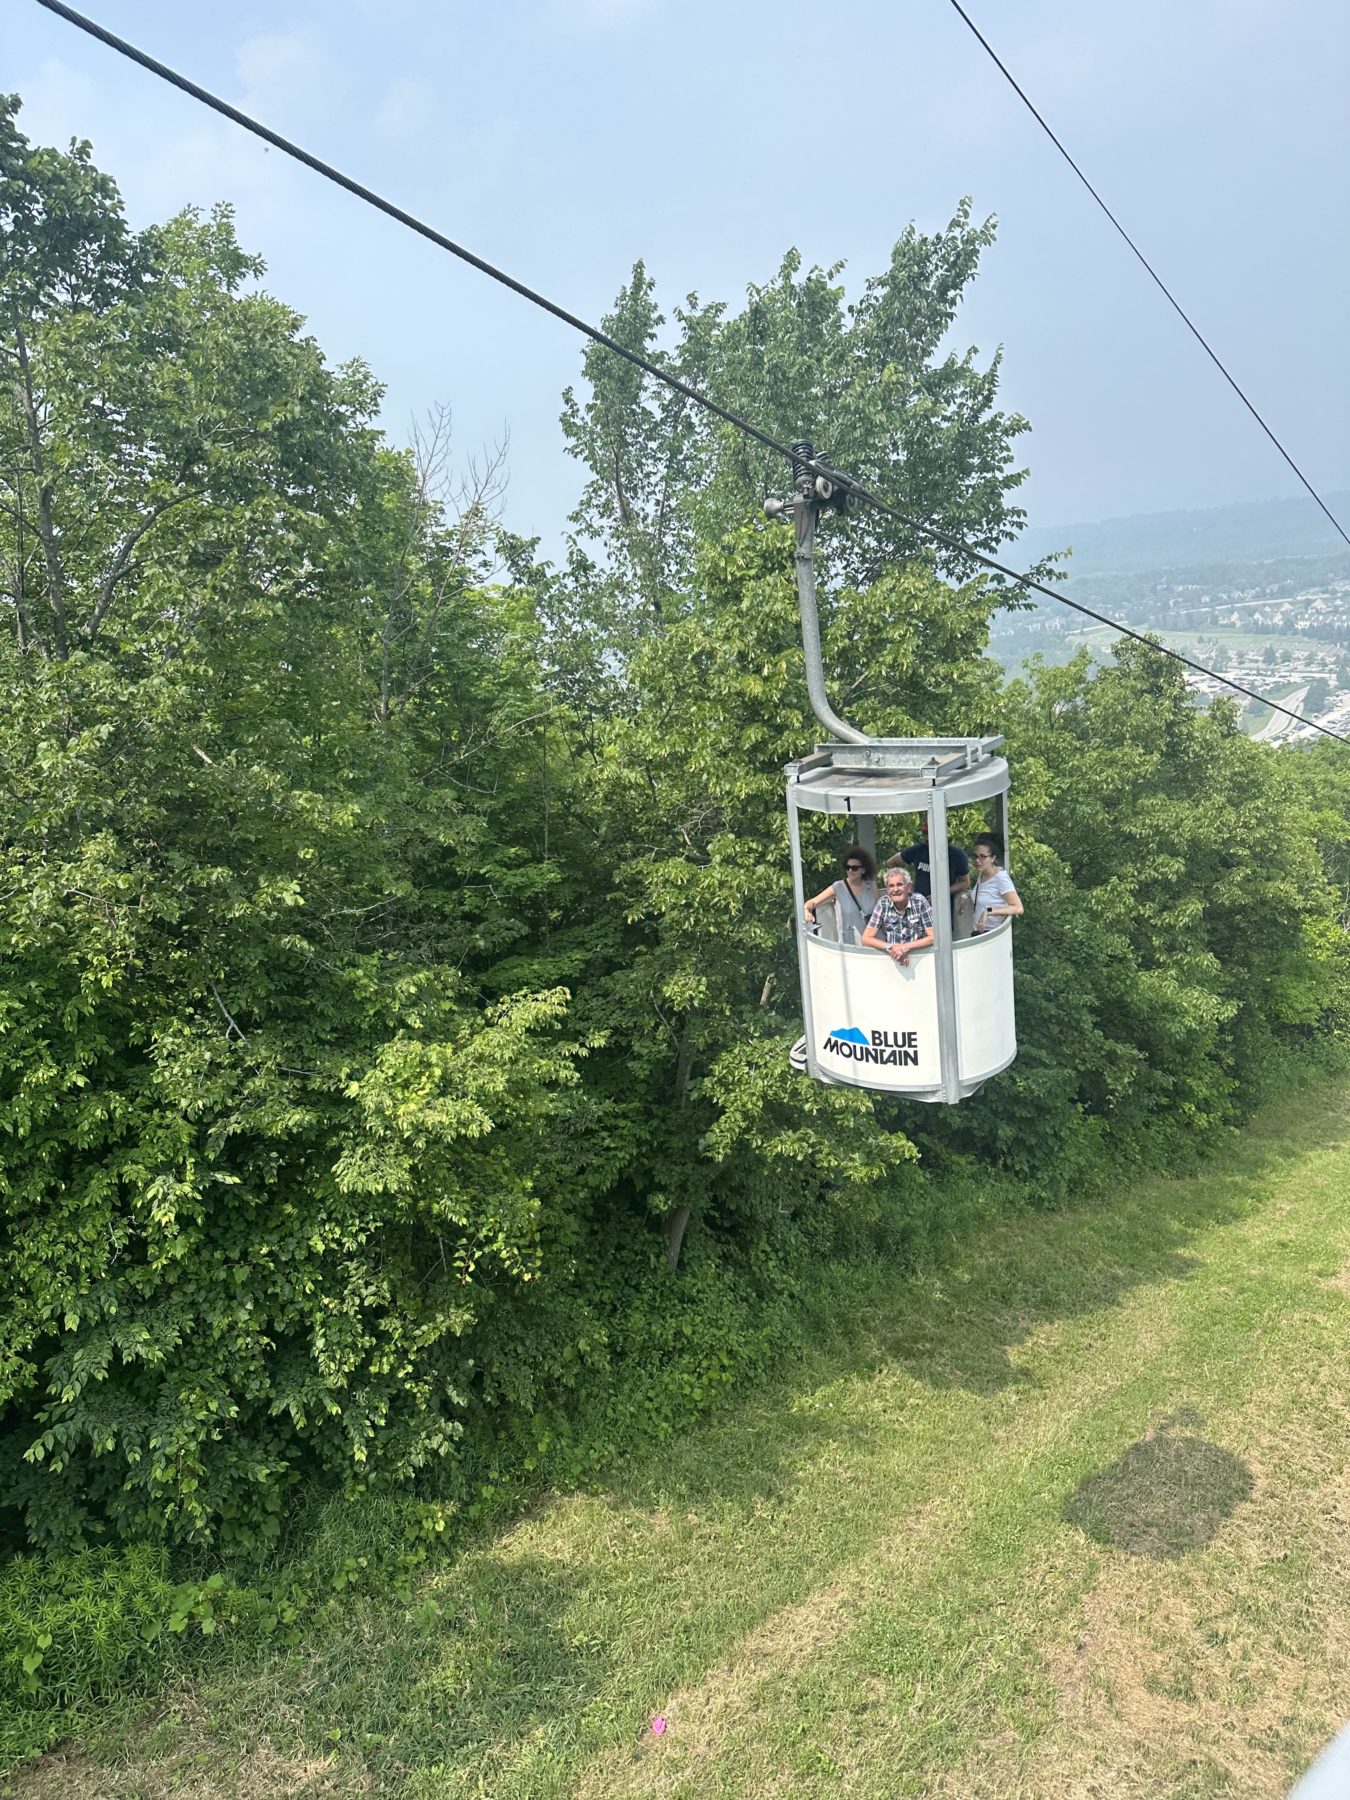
xmin=822 ymin=1025 xmax=921 ymax=1067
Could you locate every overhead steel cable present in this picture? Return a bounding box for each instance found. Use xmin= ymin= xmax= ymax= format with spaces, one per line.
xmin=30 ymin=0 xmax=786 ymax=461
xmin=944 ymin=0 xmax=1350 ymax=555
xmin=29 ymin=0 xmax=1350 ymax=746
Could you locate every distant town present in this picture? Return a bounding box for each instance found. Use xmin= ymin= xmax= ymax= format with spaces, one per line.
xmin=993 ymin=494 xmax=1350 ymax=743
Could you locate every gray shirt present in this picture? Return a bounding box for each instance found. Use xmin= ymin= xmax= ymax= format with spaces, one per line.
xmin=832 ymin=878 xmax=879 ymax=943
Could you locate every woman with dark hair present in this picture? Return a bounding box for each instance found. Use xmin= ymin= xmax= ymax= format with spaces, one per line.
xmin=971 ymin=832 xmax=1023 ymax=933
xmin=804 ymin=845 xmax=878 ymax=944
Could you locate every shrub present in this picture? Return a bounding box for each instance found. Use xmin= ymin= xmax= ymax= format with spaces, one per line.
xmin=0 ymin=1544 xmax=180 ymax=1762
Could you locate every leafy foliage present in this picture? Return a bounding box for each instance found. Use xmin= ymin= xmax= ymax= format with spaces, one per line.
xmin=0 ymin=99 xmax=578 ymax=1551
xmin=558 ymin=206 xmax=1041 ymax=628
xmin=1 ymin=94 xmax=1349 ymax=1586
xmin=0 ymin=1543 xmax=176 ymax=1755
xmin=911 ymin=644 xmax=1350 ymax=1188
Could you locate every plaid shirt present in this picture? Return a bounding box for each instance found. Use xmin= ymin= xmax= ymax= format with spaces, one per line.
xmin=867 ymin=890 xmax=934 ymax=945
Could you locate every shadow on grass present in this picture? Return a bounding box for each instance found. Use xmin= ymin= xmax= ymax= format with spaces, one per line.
xmin=321 ymin=1555 xmax=609 ymax=1782
xmin=314 ymin=1100 xmax=1327 ymax=1780
xmin=1063 ymin=1411 xmax=1254 ymax=1558
xmin=296 ymin=1113 xmax=1310 ymax=1787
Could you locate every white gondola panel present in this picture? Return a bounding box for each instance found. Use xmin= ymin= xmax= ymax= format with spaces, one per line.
xmin=954 ymin=923 xmax=1016 ymax=1085
xmin=801 ymin=932 xmax=943 ymax=1092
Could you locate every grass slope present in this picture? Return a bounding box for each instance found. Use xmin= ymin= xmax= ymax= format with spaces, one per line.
xmin=9 ymin=1081 xmax=1350 ymax=1799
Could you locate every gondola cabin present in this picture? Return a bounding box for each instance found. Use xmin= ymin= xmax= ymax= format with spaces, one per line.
xmin=788 ymin=734 xmax=1015 ymax=1103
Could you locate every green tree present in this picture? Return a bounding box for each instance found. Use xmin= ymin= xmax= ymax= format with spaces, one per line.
xmin=0 ymin=101 xmax=578 ymax=1549
xmin=564 ymin=518 xmax=1004 ymax=1265
xmin=927 ymin=641 xmax=1350 ymax=1185
xmin=557 ymin=203 xmax=1042 ymax=648
xmin=6 ymin=94 xmax=1349 ymax=1564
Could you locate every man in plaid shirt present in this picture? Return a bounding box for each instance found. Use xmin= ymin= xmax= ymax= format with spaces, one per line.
xmin=862 ymin=865 xmax=935 ymax=966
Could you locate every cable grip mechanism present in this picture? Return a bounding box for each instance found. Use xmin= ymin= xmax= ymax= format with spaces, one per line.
xmin=764 ymin=439 xmax=871 ymax=746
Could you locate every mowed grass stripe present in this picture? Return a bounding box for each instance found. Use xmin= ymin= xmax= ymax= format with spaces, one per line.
xmin=10 ymin=1085 xmax=1350 ymax=1800
xmin=569 ymin=1090 xmax=1350 ymax=1799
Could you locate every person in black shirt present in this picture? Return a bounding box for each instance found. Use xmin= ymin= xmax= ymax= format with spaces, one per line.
xmin=891 ymin=822 xmax=970 ymax=902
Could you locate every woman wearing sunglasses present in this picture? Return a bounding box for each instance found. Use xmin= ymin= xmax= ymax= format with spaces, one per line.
xmin=804 ymin=845 xmax=879 ymax=945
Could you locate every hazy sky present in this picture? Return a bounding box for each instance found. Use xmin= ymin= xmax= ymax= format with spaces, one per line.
xmin=8 ymin=0 xmax=1349 ymax=557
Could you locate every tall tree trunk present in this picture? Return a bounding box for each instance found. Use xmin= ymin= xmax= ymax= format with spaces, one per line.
xmin=663 ymin=1025 xmax=697 ymax=1272
xmin=663 ymin=1203 xmax=691 ymax=1273
xmin=13 ymin=321 xmax=66 ymax=658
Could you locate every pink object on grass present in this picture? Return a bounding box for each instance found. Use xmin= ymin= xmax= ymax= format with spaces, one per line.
xmin=650 ymin=1715 xmax=668 ymax=1736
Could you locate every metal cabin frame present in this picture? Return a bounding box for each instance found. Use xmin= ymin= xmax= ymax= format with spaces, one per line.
xmin=787 ymin=735 xmax=1015 ymax=1103
xmin=772 ymin=440 xmax=1017 ymax=1105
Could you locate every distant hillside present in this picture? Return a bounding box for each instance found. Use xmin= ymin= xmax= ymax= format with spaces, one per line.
xmin=1014 ymin=492 xmax=1350 ymax=577
xmin=990 ymin=490 xmax=1350 ymax=686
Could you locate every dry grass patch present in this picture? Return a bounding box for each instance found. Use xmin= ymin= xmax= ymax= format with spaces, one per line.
xmin=571 ymin=1498 xmax=955 ymax=1800
xmin=1 ymin=1698 xmax=355 ymax=1800
xmin=984 ymin=1570 xmax=1328 ymax=1799
xmin=934 ymin=1379 xmax=1350 ymax=1799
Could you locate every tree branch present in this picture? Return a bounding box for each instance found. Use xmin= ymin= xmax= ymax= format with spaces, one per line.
xmin=12 ymin=320 xmax=66 ymax=657
xmin=208 ymin=980 xmax=246 ymax=1042
xmin=83 ymin=490 xmax=197 ymax=643
xmin=664 ymin=1023 xmax=698 ymax=1272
